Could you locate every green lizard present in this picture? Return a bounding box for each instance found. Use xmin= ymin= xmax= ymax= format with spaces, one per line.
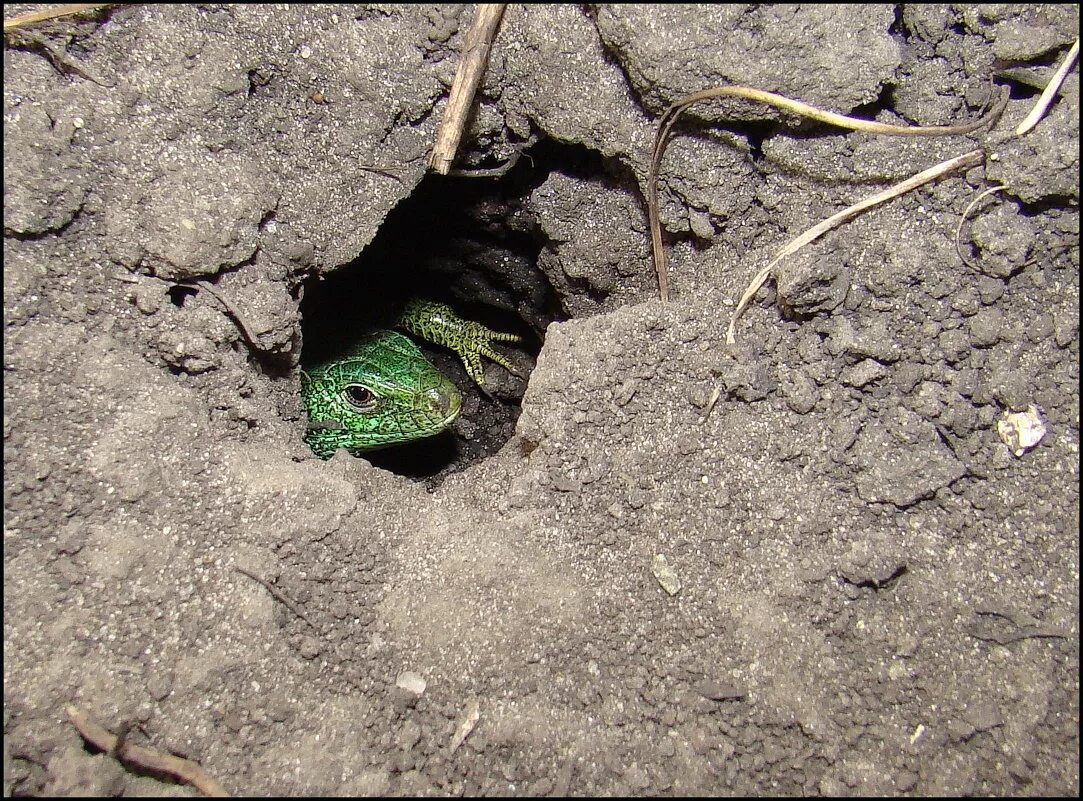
xmin=301 ymin=299 xmax=521 ymax=458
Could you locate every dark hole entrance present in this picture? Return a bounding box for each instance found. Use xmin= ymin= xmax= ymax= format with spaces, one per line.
xmin=299 ymin=144 xmax=566 ymax=482
xmin=168 ymin=285 xmax=197 ymax=307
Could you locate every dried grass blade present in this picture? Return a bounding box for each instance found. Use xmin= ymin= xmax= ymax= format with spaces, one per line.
xmin=725 ymin=149 xmax=986 ymax=346
xmin=1014 ymin=38 xmax=1080 ymax=136
xmin=648 ymin=85 xmax=1007 ymax=302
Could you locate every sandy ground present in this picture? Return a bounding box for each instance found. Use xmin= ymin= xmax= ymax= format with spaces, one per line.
xmin=3 ymin=4 xmax=1079 ymax=796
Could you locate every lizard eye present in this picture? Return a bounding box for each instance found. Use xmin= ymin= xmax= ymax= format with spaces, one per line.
xmin=344 ymin=384 xmax=376 ymax=408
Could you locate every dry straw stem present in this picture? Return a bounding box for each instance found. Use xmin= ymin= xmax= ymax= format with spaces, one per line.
xmin=3 ymin=3 xmax=111 ymax=31
xmin=1014 ymin=37 xmax=1079 ymax=136
xmin=648 ymin=85 xmax=1007 ymax=303
xmin=725 ymin=148 xmax=985 ymax=346
xmin=65 ymin=705 xmax=230 ymax=797
xmin=428 ymin=4 xmax=507 ymax=174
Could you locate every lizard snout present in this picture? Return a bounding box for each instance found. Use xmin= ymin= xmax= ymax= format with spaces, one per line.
xmin=423 ymin=384 xmax=461 ymax=422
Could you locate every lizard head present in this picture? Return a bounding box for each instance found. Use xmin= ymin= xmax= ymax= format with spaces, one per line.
xmin=302 ymin=330 xmax=461 ymax=458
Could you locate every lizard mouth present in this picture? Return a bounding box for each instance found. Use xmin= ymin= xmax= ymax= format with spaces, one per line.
xmin=423 ymin=385 xmax=461 ymax=429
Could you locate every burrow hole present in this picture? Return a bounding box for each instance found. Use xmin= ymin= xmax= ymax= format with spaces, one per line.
xmin=300 ymin=140 xmax=607 ymax=482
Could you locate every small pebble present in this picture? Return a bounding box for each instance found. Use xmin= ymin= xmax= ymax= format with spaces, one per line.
xmin=396 ymin=671 xmax=426 ymax=696
xmin=651 ymin=554 xmax=681 ymax=596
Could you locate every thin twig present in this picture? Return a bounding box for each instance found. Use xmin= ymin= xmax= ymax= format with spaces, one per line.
xmin=358 ymin=165 xmax=405 ymax=185
xmin=954 ymin=185 xmax=1009 ymax=269
xmin=233 ymin=565 xmax=319 ymax=632
xmin=1014 ymin=38 xmax=1080 ymax=136
xmin=967 ymin=606 xmax=1070 ymax=644
xmin=725 ymin=148 xmax=986 ymax=346
xmin=449 ymin=133 xmax=539 ymax=178
xmin=113 ymin=273 xmax=259 ymax=350
xmin=5 ymin=28 xmax=115 ymax=86
xmin=186 ymin=279 xmax=265 ymax=352
xmin=65 ymin=705 xmax=229 ymax=797
xmin=647 ymin=85 xmax=1008 ymax=302
xmin=428 ymin=4 xmax=506 ymax=174
xmin=700 ymin=386 xmax=721 ymax=422
xmin=449 ymin=159 xmax=520 ymax=179
xmin=3 ymin=3 xmax=110 ymax=31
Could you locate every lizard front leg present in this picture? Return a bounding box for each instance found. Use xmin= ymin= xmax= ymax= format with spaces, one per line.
xmin=397 ymin=299 xmax=522 ymax=387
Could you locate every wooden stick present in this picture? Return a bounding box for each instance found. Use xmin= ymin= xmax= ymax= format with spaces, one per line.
xmin=65 ymin=705 xmax=230 ymax=797
xmin=428 ymin=4 xmax=507 ymax=174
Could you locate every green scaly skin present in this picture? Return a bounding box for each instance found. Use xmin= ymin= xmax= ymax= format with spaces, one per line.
xmin=302 ymin=300 xmax=521 ymax=458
